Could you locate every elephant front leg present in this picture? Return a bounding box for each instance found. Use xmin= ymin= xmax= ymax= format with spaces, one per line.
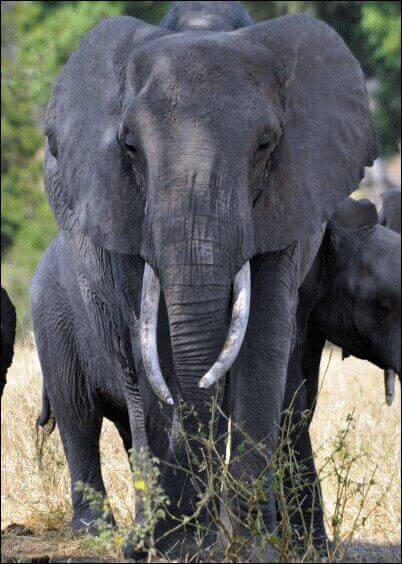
xmin=58 ymin=417 xmax=115 ymax=533
xmin=225 ymin=251 xmax=302 ymax=557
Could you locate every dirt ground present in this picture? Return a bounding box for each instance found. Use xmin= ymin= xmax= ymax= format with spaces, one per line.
xmin=1 ymin=526 xmax=400 ymax=563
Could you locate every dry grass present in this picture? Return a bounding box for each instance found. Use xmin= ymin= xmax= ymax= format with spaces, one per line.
xmin=312 ymin=347 xmax=401 ymax=552
xmin=1 ymin=336 xmax=400 ymax=562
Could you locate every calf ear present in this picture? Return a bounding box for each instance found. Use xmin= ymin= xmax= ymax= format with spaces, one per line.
xmin=329 ymin=198 xmax=378 ymax=231
xmin=327 ymin=199 xmax=379 ymax=294
xmin=240 ymin=14 xmax=378 ymax=252
xmin=379 ymin=189 xmax=402 ymax=233
xmin=44 ymin=17 xmax=168 ymax=255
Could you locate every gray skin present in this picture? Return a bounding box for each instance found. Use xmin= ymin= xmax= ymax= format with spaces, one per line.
xmin=379 ymin=188 xmax=401 ymax=234
xmin=283 ymin=197 xmax=401 ymax=546
xmin=1 ymin=286 xmax=16 ymax=397
xmin=30 ymin=1 xmax=377 ymax=557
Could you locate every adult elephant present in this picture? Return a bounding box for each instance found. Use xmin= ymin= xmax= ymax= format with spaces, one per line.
xmin=31 ymin=1 xmax=377 ymax=557
xmin=284 ymin=197 xmax=401 ymax=547
xmin=1 ymin=286 xmax=16 ymax=397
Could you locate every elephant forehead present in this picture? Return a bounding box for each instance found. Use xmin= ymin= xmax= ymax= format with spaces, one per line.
xmin=123 ymin=37 xmax=280 ymax=152
xmin=128 ymin=34 xmax=271 ymax=101
xmin=350 ymin=233 xmax=401 ymax=298
xmin=369 ymin=248 xmax=401 ymax=296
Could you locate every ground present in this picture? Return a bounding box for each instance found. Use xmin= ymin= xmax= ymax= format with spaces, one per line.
xmin=1 ymin=339 xmax=400 ymax=562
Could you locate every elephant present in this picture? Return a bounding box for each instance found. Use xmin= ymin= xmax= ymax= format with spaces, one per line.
xmin=1 ymin=286 xmax=16 ymax=398
xmin=30 ymin=1 xmax=377 ymax=558
xmin=379 ymin=188 xmax=401 ymax=234
xmin=283 ymin=197 xmax=401 ymax=547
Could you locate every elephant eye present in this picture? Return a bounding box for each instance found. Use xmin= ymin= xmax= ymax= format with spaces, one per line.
xmin=255 ymin=135 xmax=275 ymax=158
xmin=257 ymin=141 xmax=271 ymax=153
xmin=124 ymin=140 xmax=138 ymax=159
xmin=377 ymin=295 xmax=396 ymax=316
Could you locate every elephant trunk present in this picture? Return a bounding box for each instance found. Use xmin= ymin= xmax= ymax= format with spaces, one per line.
xmin=140 ymin=169 xmax=254 ymax=404
xmin=141 ymin=260 xmax=251 ymax=405
xmin=139 ymin=172 xmax=254 ymax=522
xmin=163 ymin=265 xmax=231 ymax=404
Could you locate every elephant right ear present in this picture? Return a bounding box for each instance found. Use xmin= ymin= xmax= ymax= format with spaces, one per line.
xmin=44 ymin=17 xmax=168 ymax=255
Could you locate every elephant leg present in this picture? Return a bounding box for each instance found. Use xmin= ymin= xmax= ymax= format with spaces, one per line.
xmin=152 ymin=390 xmax=223 ymax=559
xmin=31 ymin=279 xmax=115 ymax=533
xmin=281 ymin=384 xmax=327 ymax=549
xmin=290 ymin=421 xmax=327 ymax=547
xmin=282 ymin=317 xmax=327 ymax=549
xmin=57 ymin=414 xmax=114 ymax=532
xmin=37 ymin=357 xmax=113 ymax=533
xmin=224 ymin=246 xmax=313 ymax=560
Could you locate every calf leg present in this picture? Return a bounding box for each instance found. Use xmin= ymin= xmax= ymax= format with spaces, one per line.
xmin=32 ymin=280 xmax=114 ymax=533
xmin=282 ymin=319 xmax=327 ymax=548
xmin=58 ymin=415 xmax=113 ymax=532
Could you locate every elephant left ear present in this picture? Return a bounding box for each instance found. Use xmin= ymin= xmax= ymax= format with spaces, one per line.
xmin=329 ymin=198 xmax=379 ymax=232
xmin=238 ymin=14 xmax=378 ymax=252
xmin=327 ymin=197 xmax=378 ymax=248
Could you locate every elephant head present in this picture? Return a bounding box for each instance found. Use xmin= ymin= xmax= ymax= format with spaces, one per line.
xmin=43 ymin=3 xmax=377 ymax=407
xmin=317 ymin=198 xmax=401 ymax=403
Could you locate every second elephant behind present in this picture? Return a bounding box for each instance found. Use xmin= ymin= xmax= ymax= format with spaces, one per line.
xmin=284 ymin=197 xmax=401 ymax=546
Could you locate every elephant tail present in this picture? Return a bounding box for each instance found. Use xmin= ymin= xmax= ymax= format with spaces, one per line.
xmin=36 ymin=384 xmax=56 ymax=435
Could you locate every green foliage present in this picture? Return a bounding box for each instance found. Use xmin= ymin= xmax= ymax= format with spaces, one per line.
xmin=1 ymin=3 xmax=45 ymax=253
xmin=1 ymin=1 xmax=400 ymax=332
xmin=317 ymin=1 xmax=401 ymax=156
xmin=361 ymin=2 xmax=401 ymax=155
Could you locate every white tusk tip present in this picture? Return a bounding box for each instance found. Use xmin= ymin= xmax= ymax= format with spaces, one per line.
xmin=199 ymin=377 xmax=213 ymax=389
xmin=384 ymin=369 xmax=396 ymax=407
xmin=166 ymin=397 xmax=174 ymax=405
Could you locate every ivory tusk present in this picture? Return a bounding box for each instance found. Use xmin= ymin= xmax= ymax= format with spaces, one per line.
xmin=199 ymin=261 xmax=251 ymax=389
xmin=140 ymin=263 xmax=174 ymax=405
xmin=384 ymin=368 xmax=396 ymax=407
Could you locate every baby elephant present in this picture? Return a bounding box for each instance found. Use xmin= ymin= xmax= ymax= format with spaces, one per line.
xmin=1 ymin=286 xmax=16 ymax=397
xmin=284 ymin=197 xmax=401 ymax=546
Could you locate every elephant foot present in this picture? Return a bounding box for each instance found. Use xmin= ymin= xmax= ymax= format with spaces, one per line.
xmin=121 ymin=540 xmax=148 ymax=563
xmin=288 ymin=529 xmax=331 ymax=561
xmin=223 ymin=536 xmax=279 ymax=563
xmin=152 ymin=526 xmax=218 ymax=562
xmin=153 ymin=534 xmax=200 ymax=561
xmin=71 ymin=508 xmax=116 ymax=536
xmin=299 ymin=538 xmax=331 ymax=562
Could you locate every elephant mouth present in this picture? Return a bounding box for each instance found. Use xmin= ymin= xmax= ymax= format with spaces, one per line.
xmin=384 ymin=368 xmax=400 ymax=407
xmin=140 ymin=261 xmax=251 ymax=404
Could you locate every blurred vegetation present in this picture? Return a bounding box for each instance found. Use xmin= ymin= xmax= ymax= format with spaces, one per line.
xmin=1 ymin=1 xmax=401 ymax=330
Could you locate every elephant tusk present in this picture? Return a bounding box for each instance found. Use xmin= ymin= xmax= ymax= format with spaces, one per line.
xmin=199 ymin=261 xmax=251 ymax=389
xmin=140 ymin=263 xmax=174 ymax=405
xmin=384 ymin=368 xmax=396 ymax=407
